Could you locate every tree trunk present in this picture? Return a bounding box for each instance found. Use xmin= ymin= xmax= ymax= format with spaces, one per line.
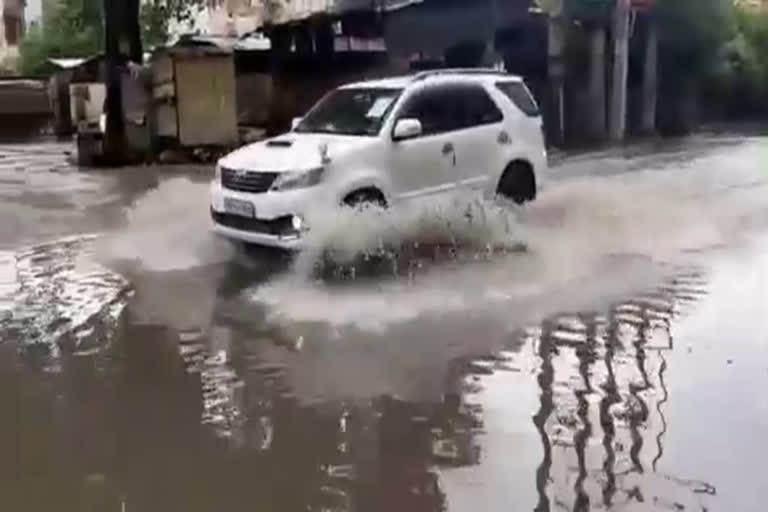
xmin=102 ymin=0 xmax=143 ymax=166
xmin=641 ymin=19 xmax=658 ymax=135
xmin=125 ymin=0 xmax=143 ymax=63
xmin=587 ymin=24 xmax=606 ymax=142
xmin=608 ymin=0 xmax=630 ymax=143
xmin=103 ymin=0 xmax=125 ymax=165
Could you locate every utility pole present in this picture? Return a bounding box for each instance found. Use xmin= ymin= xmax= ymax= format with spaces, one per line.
xmin=103 ymin=0 xmax=124 ymax=164
xmin=641 ymin=15 xmax=658 ymax=134
xmin=586 ymin=21 xmax=606 ymax=141
xmin=608 ymin=0 xmax=630 ymax=143
xmin=546 ymin=3 xmax=566 ymax=146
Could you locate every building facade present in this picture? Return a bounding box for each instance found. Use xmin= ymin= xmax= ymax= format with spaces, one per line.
xmin=0 ymin=0 xmax=25 ymax=70
xmin=180 ymin=0 xmax=264 ymax=37
xmin=182 ymin=0 xmax=422 ymax=37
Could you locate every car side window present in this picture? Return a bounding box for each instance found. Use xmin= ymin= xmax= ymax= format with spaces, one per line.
xmin=397 ymin=85 xmax=459 ymax=136
xmin=458 ymin=84 xmax=504 ymax=127
xmin=396 ymin=83 xmax=503 ymax=137
xmin=496 ymin=81 xmax=541 ymax=117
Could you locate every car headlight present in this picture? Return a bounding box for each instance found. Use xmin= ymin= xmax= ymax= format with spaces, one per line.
xmin=271 ymin=167 xmax=325 ymax=191
xmin=214 ymin=164 xmax=222 ymax=182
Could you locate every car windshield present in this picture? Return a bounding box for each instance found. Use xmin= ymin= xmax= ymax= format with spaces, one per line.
xmin=295 ymin=87 xmax=402 ymax=136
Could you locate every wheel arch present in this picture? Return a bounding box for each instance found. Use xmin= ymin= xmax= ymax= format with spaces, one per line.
xmin=497 ymin=158 xmax=537 ymax=203
xmin=336 ymin=175 xmax=393 ymax=206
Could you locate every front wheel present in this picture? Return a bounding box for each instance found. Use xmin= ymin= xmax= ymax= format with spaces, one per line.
xmin=342 ymin=188 xmax=388 ymax=211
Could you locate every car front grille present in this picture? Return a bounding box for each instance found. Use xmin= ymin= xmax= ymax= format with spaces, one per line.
xmin=221 ymin=168 xmax=279 ymax=193
xmin=211 ymin=209 xmax=295 ymax=236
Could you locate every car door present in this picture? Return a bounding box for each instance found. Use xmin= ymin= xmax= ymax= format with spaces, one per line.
xmin=387 ymin=84 xmax=460 ymax=201
xmin=496 ymin=80 xmax=547 ymax=170
xmin=450 ymin=83 xmax=506 ymax=193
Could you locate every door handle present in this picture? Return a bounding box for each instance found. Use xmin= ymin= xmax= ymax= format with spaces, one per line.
xmin=442 ymin=142 xmax=454 ymax=156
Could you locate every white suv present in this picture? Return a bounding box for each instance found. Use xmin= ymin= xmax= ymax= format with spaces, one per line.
xmin=210 ymin=68 xmax=547 ymax=249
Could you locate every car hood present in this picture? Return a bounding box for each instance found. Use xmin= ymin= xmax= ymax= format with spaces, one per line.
xmin=219 ymin=133 xmax=377 ymax=172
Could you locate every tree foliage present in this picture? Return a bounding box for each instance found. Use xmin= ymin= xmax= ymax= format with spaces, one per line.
xmin=706 ymin=3 xmax=768 ymax=116
xmin=656 ymin=0 xmax=733 ymax=79
xmin=19 ymin=0 xmax=210 ymax=75
xmin=19 ymin=0 xmax=103 ymax=75
xmin=140 ymin=0 xmax=207 ymax=48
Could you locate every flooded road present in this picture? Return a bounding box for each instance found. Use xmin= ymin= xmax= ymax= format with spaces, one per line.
xmin=1 ymin=136 xmax=767 ymax=511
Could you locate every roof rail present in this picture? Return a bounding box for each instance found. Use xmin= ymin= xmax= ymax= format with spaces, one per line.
xmin=412 ymin=68 xmax=511 ymax=81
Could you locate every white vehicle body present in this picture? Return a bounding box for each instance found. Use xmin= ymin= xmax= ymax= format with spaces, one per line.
xmin=210 ymin=69 xmax=548 ymax=249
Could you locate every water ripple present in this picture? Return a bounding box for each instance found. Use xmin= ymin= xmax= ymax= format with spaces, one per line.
xmin=0 ymin=235 xmax=130 ymax=358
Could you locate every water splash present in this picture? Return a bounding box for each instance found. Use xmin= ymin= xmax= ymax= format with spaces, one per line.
xmin=248 ymin=165 xmax=745 ymax=333
xmin=95 ymin=176 xmax=234 ymax=272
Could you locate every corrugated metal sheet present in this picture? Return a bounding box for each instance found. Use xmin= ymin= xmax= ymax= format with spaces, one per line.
xmin=167 ymin=33 xmax=272 ymax=52
xmin=276 ymin=0 xmax=423 ymax=23
xmin=49 ymin=58 xmax=88 ymax=69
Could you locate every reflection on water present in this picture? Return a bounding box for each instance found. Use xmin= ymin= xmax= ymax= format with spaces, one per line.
xmin=5 ymin=136 xmax=768 ymax=511
xmin=0 ymin=253 xmax=718 ymax=512
xmin=0 ymin=224 xmax=727 ymax=512
xmin=526 ymin=268 xmax=713 ymax=511
xmin=131 ymin=264 xmax=712 ymax=512
xmin=178 ymin=329 xmax=246 ymax=442
xmin=0 ymin=233 xmax=725 ymax=512
xmin=168 ymin=316 xmax=486 ymax=511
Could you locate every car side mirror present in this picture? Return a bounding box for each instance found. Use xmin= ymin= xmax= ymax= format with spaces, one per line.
xmin=291 ymin=117 xmax=303 ymax=130
xmin=393 ymin=118 xmax=422 ymax=141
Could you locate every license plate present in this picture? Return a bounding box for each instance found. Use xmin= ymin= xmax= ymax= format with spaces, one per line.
xmin=224 ymin=198 xmax=255 ymax=218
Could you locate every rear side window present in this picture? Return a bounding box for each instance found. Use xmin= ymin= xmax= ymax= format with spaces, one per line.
xmin=496 ymin=81 xmax=540 ymax=117
xmin=458 ymin=84 xmax=504 ymax=127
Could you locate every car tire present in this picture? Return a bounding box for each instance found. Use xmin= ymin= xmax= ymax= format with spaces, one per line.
xmin=497 ymin=161 xmax=536 ymax=205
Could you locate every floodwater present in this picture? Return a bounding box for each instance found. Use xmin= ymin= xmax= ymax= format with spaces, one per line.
xmin=1 ymin=136 xmax=767 ymax=511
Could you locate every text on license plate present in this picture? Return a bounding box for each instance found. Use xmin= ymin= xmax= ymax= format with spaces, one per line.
xmin=224 ymin=198 xmax=255 ymax=218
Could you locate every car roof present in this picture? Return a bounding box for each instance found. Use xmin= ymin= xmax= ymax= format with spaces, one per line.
xmin=339 ymin=69 xmax=523 ymax=90
xmin=340 ymin=75 xmax=414 ymax=89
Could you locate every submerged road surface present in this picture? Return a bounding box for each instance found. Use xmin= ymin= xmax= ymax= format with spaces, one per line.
xmin=1 ymin=136 xmax=767 ymax=512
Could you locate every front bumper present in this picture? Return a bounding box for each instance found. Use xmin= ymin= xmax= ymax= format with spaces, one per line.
xmin=210 ymin=208 xmax=304 ymax=249
xmin=211 ymin=216 xmax=304 ymax=250
xmin=209 ymin=180 xmax=325 ymax=250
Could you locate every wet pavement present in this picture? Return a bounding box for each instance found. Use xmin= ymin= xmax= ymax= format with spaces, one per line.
xmin=1 ymin=136 xmax=767 ymax=511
